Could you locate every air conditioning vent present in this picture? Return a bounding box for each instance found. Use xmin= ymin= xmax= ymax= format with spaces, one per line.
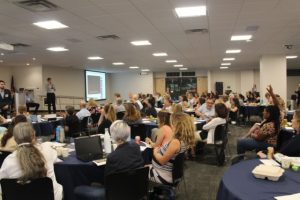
xmin=181 ymin=72 xmax=195 ymax=77
xmin=11 ymin=43 xmax=31 ymax=47
xmin=96 ymin=35 xmax=120 ymax=40
xmin=246 ymin=25 xmax=259 ymax=32
xmin=166 ymin=72 xmax=180 ymax=77
xmin=185 ymin=28 xmax=208 ymax=34
xmin=66 ymin=38 xmax=82 ymax=43
xmin=13 ymin=0 xmax=60 ymax=12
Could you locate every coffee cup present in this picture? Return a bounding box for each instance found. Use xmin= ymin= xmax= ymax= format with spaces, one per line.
xmin=281 ymin=156 xmax=292 ymax=169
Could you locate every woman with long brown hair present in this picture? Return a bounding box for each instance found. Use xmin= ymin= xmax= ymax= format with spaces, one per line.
xmin=98 ymin=104 xmax=116 ymax=134
xmin=123 ymin=103 xmax=142 ymax=125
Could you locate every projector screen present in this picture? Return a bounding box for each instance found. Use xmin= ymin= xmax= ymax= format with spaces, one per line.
xmin=85 ymin=70 xmax=106 ymax=101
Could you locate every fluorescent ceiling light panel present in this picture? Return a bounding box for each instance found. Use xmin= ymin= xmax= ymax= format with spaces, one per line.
xmin=46 ymin=47 xmax=69 ymax=52
xmin=220 ymin=66 xmax=229 ymax=69
xmin=153 ymin=52 xmax=168 ymax=57
xmin=221 ymin=63 xmax=231 ymax=66
xmin=33 ymin=20 xmax=68 ymax=29
xmin=179 ymin=68 xmax=188 ymax=70
xmin=286 ymin=55 xmax=298 ymax=59
xmin=129 ymin=66 xmax=139 ymax=69
xmin=223 ymin=58 xmax=235 ymax=61
xmin=112 ymin=62 xmax=125 ymax=65
xmin=231 ymin=35 xmax=252 ymax=41
xmin=0 ymin=43 xmax=14 ymax=51
xmin=88 ymin=56 xmax=103 ymax=60
xmin=165 ymin=60 xmax=177 ymax=63
xmin=175 ymin=6 xmax=206 ymax=18
xmin=141 ymin=69 xmax=150 ymax=72
xmin=131 ymin=40 xmax=151 ymax=46
xmin=174 ymin=64 xmax=183 ymax=67
xmin=226 ymin=49 xmax=241 ymax=54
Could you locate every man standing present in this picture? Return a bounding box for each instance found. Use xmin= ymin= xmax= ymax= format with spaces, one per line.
xmin=46 ymin=77 xmax=56 ymax=113
xmin=0 ymin=80 xmax=12 ymax=118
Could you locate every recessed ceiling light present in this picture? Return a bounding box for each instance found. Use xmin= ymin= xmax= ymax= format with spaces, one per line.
xmin=286 ymin=55 xmax=298 ymax=59
xmin=175 ymin=6 xmax=206 ymax=18
xmin=223 ymin=58 xmax=235 ymax=61
xmin=166 ymin=60 xmax=177 ymax=63
xmin=221 ymin=63 xmax=231 ymax=66
xmin=26 ymin=63 xmax=30 ymax=66
xmin=131 ymin=40 xmax=152 ymax=46
xmin=88 ymin=56 xmax=103 ymax=60
xmin=129 ymin=66 xmax=139 ymax=69
xmin=153 ymin=52 xmax=168 ymax=57
xmin=220 ymin=66 xmax=229 ymax=69
xmin=226 ymin=49 xmax=241 ymax=54
xmin=0 ymin=60 xmax=3 ymax=63
xmin=32 ymin=57 xmax=36 ymax=61
xmin=174 ymin=64 xmax=183 ymax=67
xmin=112 ymin=62 xmax=125 ymax=65
xmin=46 ymin=47 xmax=69 ymax=52
xmin=179 ymin=68 xmax=188 ymax=70
xmin=0 ymin=53 xmax=4 ymax=56
xmin=33 ymin=20 xmax=68 ymax=30
xmin=231 ymin=35 xmax=252 ymax=41
xmin=141 ymin=69 xmax=150 ymax=72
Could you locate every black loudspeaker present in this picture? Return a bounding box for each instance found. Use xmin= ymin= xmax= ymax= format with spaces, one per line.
xmin=215 ymin=82 xmax=223 ymax=95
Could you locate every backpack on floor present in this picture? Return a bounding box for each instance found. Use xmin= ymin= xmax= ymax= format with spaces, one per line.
xmin=148 ymin=185 xmax=176 ymax=200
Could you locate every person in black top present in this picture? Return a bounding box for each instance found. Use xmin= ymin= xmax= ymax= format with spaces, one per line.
xmin=64 ymin=106 xmax=80 ymax=138
xmin=105 ymin=120 xmax=144 ymax=177
xmin=97 ymin=104 xmax=116 ymax=134
xmin=141 ymin=96 xmax=157 ymax=118
xmin=295 ymin=84 xmax=300 ymax=108
xmin=0 ymin=80 xmax=12 ymax=118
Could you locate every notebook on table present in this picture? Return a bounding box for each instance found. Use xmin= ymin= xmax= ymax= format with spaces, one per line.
xmin=74 ymin=135 xmax=104 ymax=162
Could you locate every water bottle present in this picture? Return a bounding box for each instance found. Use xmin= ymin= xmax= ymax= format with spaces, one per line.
xmin=56 ymin=126 xmax=61 ymax=142
xmin=104 ymin=128 xmax=112 ymax=154
xmin=59 ymin=127 xmax=65 ymax=143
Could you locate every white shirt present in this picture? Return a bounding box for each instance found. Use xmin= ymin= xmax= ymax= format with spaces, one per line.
xmin=202 ymin=117 xmax=226 ymax=144
xmin=76 ymin=108 xmax=91 ymax=120
xmin=0 ymin=142 xmax=63 ymax=200
xmin=136 ymin=100 xmax=143 ymax=110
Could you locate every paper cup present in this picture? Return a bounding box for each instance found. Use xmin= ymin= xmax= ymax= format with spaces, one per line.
xmin=61 ymin=148 xmax=69 ymax=158
xmin=281 ymin=156 xmax=292 ymax=169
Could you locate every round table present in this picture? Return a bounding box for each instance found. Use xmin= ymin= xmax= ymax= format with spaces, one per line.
xmin=217 ymin=159 xmax=300 ymax=200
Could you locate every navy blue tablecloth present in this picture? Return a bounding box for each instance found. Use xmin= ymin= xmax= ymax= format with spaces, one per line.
xmin=33 ymin=120 xmax=63 ymax=136
xmin=217 ymin=159 xmax=300 ymax=200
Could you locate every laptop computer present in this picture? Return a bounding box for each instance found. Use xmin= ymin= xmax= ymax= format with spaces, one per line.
xmin=74 ymin=135 xmax=104 ymax=162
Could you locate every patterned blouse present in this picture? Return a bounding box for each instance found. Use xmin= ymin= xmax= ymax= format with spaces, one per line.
xmin=260 ymin=121 xmax=277 ymax=146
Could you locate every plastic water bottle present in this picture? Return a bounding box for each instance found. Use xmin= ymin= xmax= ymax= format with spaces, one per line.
xmin=56 ymin=126 xmax=61 ymax=142
xmin=104 ymin=128 xmax=112 ymax=154
xmin=59 ymin=127 xmax=65 ymax=143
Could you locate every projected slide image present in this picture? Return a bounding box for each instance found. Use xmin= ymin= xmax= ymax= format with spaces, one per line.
xmin=85 ymin=70 xmax=106 ymax=101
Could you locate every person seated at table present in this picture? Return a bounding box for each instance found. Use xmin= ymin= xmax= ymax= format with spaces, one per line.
xmin=163 ymin=96 xmax=173 ymax=112
xmin=237 ymin=105 xmax=280 ymax=156
xmin=154 ymin=92 xmax=164 ymax=108
xmin=25 ymin=90 xmax=39 ymax=114
xmin=132 ymin=94 xmax=143 ymax=110
xmin=178 ymin=95 xmax=189 ymax=108
xmin=141 ymin=96 xmax=157 ymax=118
xmin=149 ymin=112 xmax=195 ymax=184
xmin=246 ymin=92 xmax=256 ymax=104
xmin=0 ymin=115 xmax=27 ymax=152
xmin=114 ymin=98 xmax=125 ymax=113
xmin=123 ymin=103 xmax=142 ymax=125
xmin=195 ymin=98 xmax=215 ymax=121
xmin=0 ymin=122 xmax=63 ymax=200
xmin=113 ymin=93 xmax=122 ymax=104
xmin=187 ymin=92 xmax=195 ymax=108
xmin=198 ymin=103 xmax=228 ymax=143
xmin=264 ymin=92 xmax=273 ymax=105
xmin=238 ymin=94 xmax=245 ymax=106
xmin=105 ymin=120 xmax=144 ymax=177
xmin=257 ymin=109 xmax=300 ymax=158
xmin=98 ymin=104 xmax=116 ymax=134
xmin=64 ymin=106 xmax=80 ymax=138
xmin=172 ymin=104 xmax=183 ymax=114
xmin=145 ymin=111 xmax=172 ymax=148
xmin=87 ymin=98 xmax=100 ymax=114
xmin=195 ymin=97 xmax=206 ymax=110
xmin=76 ymin=100 xmax=91 ymax=120
xmin=229 ymin=98 xmax=239 ymax=124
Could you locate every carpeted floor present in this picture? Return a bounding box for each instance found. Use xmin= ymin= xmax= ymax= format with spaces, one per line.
xmin=176 ymin=124 xmax=250 ymax=200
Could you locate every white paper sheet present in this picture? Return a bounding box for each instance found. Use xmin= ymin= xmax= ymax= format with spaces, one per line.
xmin=275 ymin=193 xmax=300 ymax=200
xmin=260 ymin=159 xmax=280 ymax=167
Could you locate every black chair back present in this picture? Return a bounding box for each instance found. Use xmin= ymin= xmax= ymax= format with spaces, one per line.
xmin=130 ymin=123 xmax=147 ymax=141
xmin=214 ymin=124 xmax=227 ymax=144
xmin=80 ymin=116 xmax=90 ymax=134
xmin=1 ymin=177 xmax=54 ymax=200
xmin=116 ymin=111 xmax=125 ymax=120
xmin=172 ymin=152 xmax=185 ymax=186
xmin=0 ymin=150 xmax=11 ymax=168
xmin=105 ymin=167 xmax=149 ymax=200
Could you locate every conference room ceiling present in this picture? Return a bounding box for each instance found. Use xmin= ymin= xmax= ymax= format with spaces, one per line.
xmin=0 ymin=0 xmax=300 ymax=72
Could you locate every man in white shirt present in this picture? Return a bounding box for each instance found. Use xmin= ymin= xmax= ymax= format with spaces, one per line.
xmin=76 ymin=100 xmax=91 ymax=120
xmin=195 ymin=98 xmax=215 ymax=120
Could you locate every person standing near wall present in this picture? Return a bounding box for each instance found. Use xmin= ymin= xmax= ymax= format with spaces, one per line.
xmin=46 ymin=77 xmax=56 ymax=114
xmin=296 ymin=83 xmax=300 ymax=109
xmin=0 ymin=80 xmax=12 ymax=118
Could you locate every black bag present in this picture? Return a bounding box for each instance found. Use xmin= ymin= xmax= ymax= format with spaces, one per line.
xmin=149 ymin=185 xmax=175 ymax=200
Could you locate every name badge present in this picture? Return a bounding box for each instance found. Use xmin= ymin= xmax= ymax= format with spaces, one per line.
xmin=5 ymin=94 xmax=8 ymax=97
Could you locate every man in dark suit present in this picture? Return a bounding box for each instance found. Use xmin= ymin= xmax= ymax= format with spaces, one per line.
xmin=0 ymin=80 xmax=12 ymax=118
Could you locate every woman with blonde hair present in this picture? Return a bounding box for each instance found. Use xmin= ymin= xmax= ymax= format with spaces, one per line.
xmin=98 ymin=104 xmax=116 ymax=134
xmin=149 ymin=112 xmax=195 ymax=184
xmin=172 ymin=103 xmax=183 ymax=114
xmin=0 ymin=122 xmax=63 ymax=200
xmin=123 ymin=103 xmax=142 ymax=125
